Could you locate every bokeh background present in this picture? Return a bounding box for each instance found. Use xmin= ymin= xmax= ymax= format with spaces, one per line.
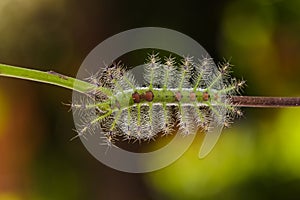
xmin=1 ymin=0 xmax=300 ymax=199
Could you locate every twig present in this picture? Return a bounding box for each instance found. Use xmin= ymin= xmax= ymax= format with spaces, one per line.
xmin=230 ymin=96 xmax=300 ymax=108
xmin=1 ymin=63 xmax=300 ymax=108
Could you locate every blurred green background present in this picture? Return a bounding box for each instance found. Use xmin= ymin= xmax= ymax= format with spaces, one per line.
xmin=1 ymin=0 xmax=300 ymax=199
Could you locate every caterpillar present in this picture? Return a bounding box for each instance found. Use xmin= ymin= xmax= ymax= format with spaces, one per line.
xmin=71 ymin=53 xmax=244 ymax=150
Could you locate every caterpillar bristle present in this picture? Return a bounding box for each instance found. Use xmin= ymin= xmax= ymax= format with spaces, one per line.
xmin=177 ymin=105 xmax=198 ymax=136
xmin=161 ymin=56 xmax=178 ymax=89
xmin=144 ymin=53 xmax=161 ymax=88
xmin=72 ymin=52 xmax=243 ymax=152
xmin=100 ymin=132 xmax=118 ymax=151
xmin=70 ymin=130 xmax=85 ymax=141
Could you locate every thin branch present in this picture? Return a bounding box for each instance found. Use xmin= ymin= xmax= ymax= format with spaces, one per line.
xmin=1 ymin=63 xmax=300 ymax=108
xmin=230 ymin=96 xmax=300 ymax=108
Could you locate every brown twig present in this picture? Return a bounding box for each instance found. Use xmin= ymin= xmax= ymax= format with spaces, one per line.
xmin=230 ymin=96 xmax=300 ymax=108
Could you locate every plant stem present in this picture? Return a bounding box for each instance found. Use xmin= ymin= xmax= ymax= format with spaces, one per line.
xmin=0 ymin=63 xmax=95 ymax=93
xmin=1 ymin=63 xmax=300 ymax=108
xmin=230 ymin=96 xmax=300 ymax=108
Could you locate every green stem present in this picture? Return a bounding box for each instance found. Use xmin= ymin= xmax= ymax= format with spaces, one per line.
xmin=0 ymin=63 xmax=95 ymax=93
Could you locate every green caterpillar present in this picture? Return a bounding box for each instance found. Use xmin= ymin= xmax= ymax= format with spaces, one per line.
xmin=71 ymin=53 xmax=244 ymax=148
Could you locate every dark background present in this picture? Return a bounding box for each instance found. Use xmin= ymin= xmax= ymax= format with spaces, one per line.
xmin=1 ymin=0 xmax=300 ymax=199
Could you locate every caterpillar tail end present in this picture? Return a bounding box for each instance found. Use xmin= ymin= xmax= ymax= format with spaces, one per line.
xmin=198 ymin=124 xmax=224 ymax=159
